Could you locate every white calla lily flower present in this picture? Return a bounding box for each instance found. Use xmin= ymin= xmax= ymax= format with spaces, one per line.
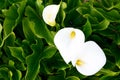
xmin=42 ymin=4 xmax=60 ymax=26
xmin=54 ymin=27 xmax=106 ymax=76
xmin=72 ymin=41 xmax=106 ymax=76
xmin=54 ymin=28 xmax=85 ymax=63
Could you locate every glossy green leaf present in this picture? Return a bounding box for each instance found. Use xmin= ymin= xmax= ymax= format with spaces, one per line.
xmin=97 ymin=28 xmax=115 ymax=39
xmin=15 ymin=62 xmax=26 ymax=71
xmin=48 ymin=55 xmax=70 ymax=70
xmin=3 ymin=32 xmax=16 ymax=60
xmin=25 ymin=50 xmax=40 ymax=80
xmin=56 ymin=2 xmax=66 ymax=27
xmin=66 ymin=0 xmax=80 ymax=11
xmin=11 ymin=69 xmax=22 ymax=80
xmin=3 ymin=1 xmax=26 ymax=37
xmin=4 ymin=32 xmax=15 ymax=46
xmin=25 ymin=39 xmax=43 ymax=80
xmin=66 ymin=67 xmax=86 ymax=79
xmin=48 ymin=70 xmax=65 ymax=80
xmin=115 ymin=34 xmax=120 ymax=45
xmin=92 ymin=19 xmax=110 ymax=30
xmin=8 ymin=47 xmax=25 ymax=63
xmin=35 ymin=0 xmax=44 ymax=15
xmin=100 ymin=76 xmax=114 ymax=80
xmin=97 ymin=68 xmax=120 ymax=78
xmin=0 ymin=67 xmax=12 ymax=80
xmin=83 ymin=18 xmax=92 ymax=38
xmin=25 ymin=6 xmax=54 ymax=45
xmin=22 ymin=18 xmax=36 ymax=43
xmin=21 ymin=40 xmax=33 ymax=57
xmin=114 ymin=2 xmax=120 ymax=9
xmin=76 ymin=4 xmax=90 ymax=16
xmin=3 ymin=5 xmax=17 ymax=36
xmin=97 ymin=9 xmax=120 ymax=22
xmin=35 ymin=76 xmax=42 ymax=80
xmin=1 ymin=1 xmax=26 ymax=49
xmin=8 ymin=60 xmax=22 ymax=80
xmin=40 ymin=46 xmax=57 ymax=59
xmin=100 ymin=73 xmax=120 ymax=80
xmin=110 ymin=45 xmax=120 ymax=69
xmin=101 ymin=0 xmax=113 ymax=8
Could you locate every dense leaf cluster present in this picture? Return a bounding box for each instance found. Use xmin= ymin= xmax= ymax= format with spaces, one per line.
xmin=0 ymin=0 xmax=120 ymax=80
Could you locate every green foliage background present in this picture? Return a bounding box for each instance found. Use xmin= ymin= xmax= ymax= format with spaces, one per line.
xmin=0 ymin=0 xmax=120 ymax=80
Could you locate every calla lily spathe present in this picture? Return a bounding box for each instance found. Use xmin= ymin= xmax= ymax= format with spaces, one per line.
xmin=42 ymin=4 xmax=60 ymax=26
xmin=54 ymin=27 xmax=106 ymax=76
xmin=54 ymin=28 xmax=85 ymax=64
xmin=72 ymin=41 xmax=106 ymax=76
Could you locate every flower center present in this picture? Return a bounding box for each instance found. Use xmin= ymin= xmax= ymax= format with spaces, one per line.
xmin=76 ymin=59 xmax=83 ymax=66
xmin=70 ymin=31 xmax=76 ymax=39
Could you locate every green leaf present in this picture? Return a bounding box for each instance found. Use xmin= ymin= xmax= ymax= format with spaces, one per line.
xmin=25 ymin=50 xmax=40 ymax=80
xmin=57 ymin=2 xmax=66 ymax=27
xmin=101 ymin=0 xmax=113 ymax=8
xmin=99 ymin=68 xmax=119 ymax=76
xmin=4 ymin=32 xmax=16 ymax=46
xmin=25 ymin=39 xmax=43 ymax=80
xmin=97 ymin=28 xmax=116 ymax=39
xmin=8 ymin=47 xmax=25 ymax=63
xmin=97 ymin=9 xmax=120 ymax=22
xmin=1 ymin=1 xmax=26 ymax=49
xmin=100 ymin=75 xmax=114 ymax=80
xmin=15 ymin=62 xmax=26 ymax=71
xmin=40 ymin=46 xmax=57 ymax=59
xmin=83 ymin=18 xmax=92 ymax=38
xmin=21 ymin=40 xmax=33 ymax=57
xmin=114 ymin=2 xmax=120 ymax=9
xmin=92 ymin=19 xmax=110 ymax=30
xmin=0 ymin=67 xmax=12 ymax=80
xmin=110 ymin=45 xmax=120 ymax=69
xmin=22 ymin=18 xmax=36 ymax=43
xmin=35 ymin=76 xmax=42 ymax=80
xmin=114 ymin=34 xmax=120 ymax=45
xmin=3 ymin=5 xmax=17 ymax=36
xmin=3 ymin=1 xmax=26 ymax=37
xmin=66 ymin=67 xmax=86 ymax=79
xmin=11 ymin=69 xmax=22 ymax=80
xmin=35 ymin=0 xmax=44 ymax=15
xmin=3 ymin=32 xmax=16 ymax=59
xmin=27 ymin=0 xmax=36 ymax=8
xmin=25 ymin=6 xmax=54 ymax=45
xmin=48 ymin=54 xmax=70 ymax=70
xmin=48 ymin=70 xmax=65 ymax=80
xmin=66 ymin=0 xmax=80 ymax=11
xmin=100 ymin=72 xmax=120 ymax=80
xmin=66 ymin=76 xmax=80 ymax=80
xmin=76 ymin=4 xmax=90 ymax=16
xmin=8 ymin=60 xmax=22 ymax=80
